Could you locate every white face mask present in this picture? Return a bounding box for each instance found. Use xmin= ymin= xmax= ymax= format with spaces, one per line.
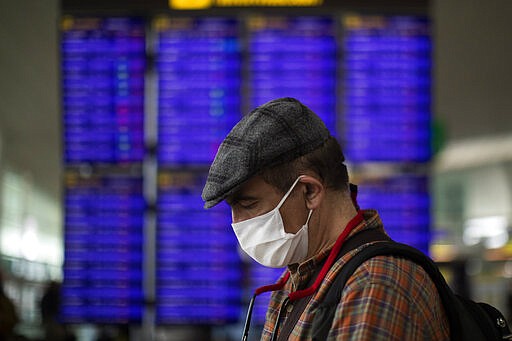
xmin=231 ymin=176 xmax=313 ymax=268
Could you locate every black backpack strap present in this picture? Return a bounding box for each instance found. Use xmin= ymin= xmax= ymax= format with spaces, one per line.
xmin=311 ymin=242 xmax=458 ymax=340
xmin=311 ymin=241 xmax=512 ymax=341
xmin=276 ymin=228 xmax=390 ymax=341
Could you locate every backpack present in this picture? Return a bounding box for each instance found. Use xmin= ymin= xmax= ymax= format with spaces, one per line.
xmin=311 ymin=240 xmax=512 ymax=341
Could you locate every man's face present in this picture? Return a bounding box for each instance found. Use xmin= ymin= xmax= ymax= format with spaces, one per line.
xmin=226 ymin=175 xmax=309 ymax=234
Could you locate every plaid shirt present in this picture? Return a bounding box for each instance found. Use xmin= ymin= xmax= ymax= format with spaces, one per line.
xmin=261 ymin=210 xmax=450 ymax=340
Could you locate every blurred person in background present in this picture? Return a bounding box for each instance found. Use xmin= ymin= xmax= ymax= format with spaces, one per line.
xmin=39 ymin=281 xmax=75 ymax=341
xmin=508 ymin=280 xmax=512 ymax=325
xmin=0 ymin=270 xmax=20 ymax=341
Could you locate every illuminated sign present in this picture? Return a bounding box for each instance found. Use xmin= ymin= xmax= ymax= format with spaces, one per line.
xmin=59 ymin=12 xmax=433 ymax=327
xmin=169 ymin=0 xmax=323 ymax=10
xmin=156 ymin=171 xmax=241 ymax=324
xmin=155 ymin=17 xmax=241 ymax=166
xmin=248 ymin=16 xmax=337 ymax=135
xmin=62 ymin=170 xmax=144 ymax=323
xmin=357 ymin=175 xmax=431 ymax=254
xmin=342 ymin=15 xmax=432 ymax=162
xmin=61 ymin=17 xmax=146 ymax=164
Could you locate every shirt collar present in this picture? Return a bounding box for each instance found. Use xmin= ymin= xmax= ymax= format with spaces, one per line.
xmin=287 ymin=209 xmax=382 ymax=290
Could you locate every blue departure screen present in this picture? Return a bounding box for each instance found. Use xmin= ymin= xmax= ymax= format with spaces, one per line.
xmin=59 ymin=13 xmax=433 ymax=328
xmin=342 ymin=15 xmax=431 ymax=162
xmin=61 ymin=17 xmax=145 ymax=164
xmin=61 ymin=171 xmax=144 ymax=323
xmin=156 ymin=171 xmax=241 ymax=324
xmin=247 ymin=262 xmax=284 ymax=325
xmin=248 ymin=16 xmax=337 ymax=134
xmin=156 ymin=17 xmax=241 ymax=165
xmin=357 ymin=175 xmax=430 ymax=254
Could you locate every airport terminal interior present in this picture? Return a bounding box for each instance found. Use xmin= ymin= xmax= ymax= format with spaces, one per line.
xmin=0 ymin=0 xmax=511 ymax=340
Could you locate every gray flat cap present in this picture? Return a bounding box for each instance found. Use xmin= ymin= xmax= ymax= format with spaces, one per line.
xmin=202 ymin=97 xmax=331 ymax=208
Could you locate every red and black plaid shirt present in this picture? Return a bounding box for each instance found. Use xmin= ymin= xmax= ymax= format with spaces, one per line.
xmin=261 ymin=210 xmax=450 ymax=340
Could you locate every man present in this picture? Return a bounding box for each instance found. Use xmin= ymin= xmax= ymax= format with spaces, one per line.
xmin=202 ymin=97 xmax=449 ymax=340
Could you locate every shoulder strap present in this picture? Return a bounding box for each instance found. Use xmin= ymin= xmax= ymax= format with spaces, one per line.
xmin=277 ymin=228 xmax=390 ymax=341
xmin=312 ymin=241 xmax=493 ymax=341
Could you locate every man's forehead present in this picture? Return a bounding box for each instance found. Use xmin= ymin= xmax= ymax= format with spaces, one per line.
xmin=226 ymin=176 xmax=262 ymax=201
xmin=226 ymin=176 xmax=275 ymax=202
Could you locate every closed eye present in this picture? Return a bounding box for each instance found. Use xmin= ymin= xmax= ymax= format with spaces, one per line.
xmin=237 ymin=200 xmax=257 ymax=210
xmin=227 ymin=194 xmax=259 ymax=210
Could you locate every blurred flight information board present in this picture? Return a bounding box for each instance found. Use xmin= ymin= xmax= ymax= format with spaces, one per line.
xmin=156 ymin=171 xmax=241 ymax=324
xmin=61 ymin=17 xmax=146 ymax=324
xmin=61 ymin=17 xmax=145 ymax=164
xmin=357 ymin=175 xmax=430 ymax=254
xmin=342 ymin=15 xmax=431 ymax=162
xmin=247 ymin=262 xmax=284 ymax=325
xmin=156 ymin=17 xmax=241 ymax=165
xmin=248 ymin=16 xmax=337 ymax=134
xmin=60 ymin=13 xmax=432 ymax=326
xmin=62 ymin=170 xmax=144 ymax=323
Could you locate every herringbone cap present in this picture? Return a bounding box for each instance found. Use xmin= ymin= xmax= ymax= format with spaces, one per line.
xmin=202 ymin=97 xmax=331 ymax=208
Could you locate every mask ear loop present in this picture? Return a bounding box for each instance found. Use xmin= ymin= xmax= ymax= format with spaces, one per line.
xmin=276 ymin=176 xmax=313 ymax=233
xmin=275 ymin=176 xmax=304 ymax=210
xmin=304 ymin=209 xmax=313 ymax=226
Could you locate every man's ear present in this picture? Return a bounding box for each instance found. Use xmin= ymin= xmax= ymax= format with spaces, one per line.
xmin=300 ymin=175 xmax=324 ymax=210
